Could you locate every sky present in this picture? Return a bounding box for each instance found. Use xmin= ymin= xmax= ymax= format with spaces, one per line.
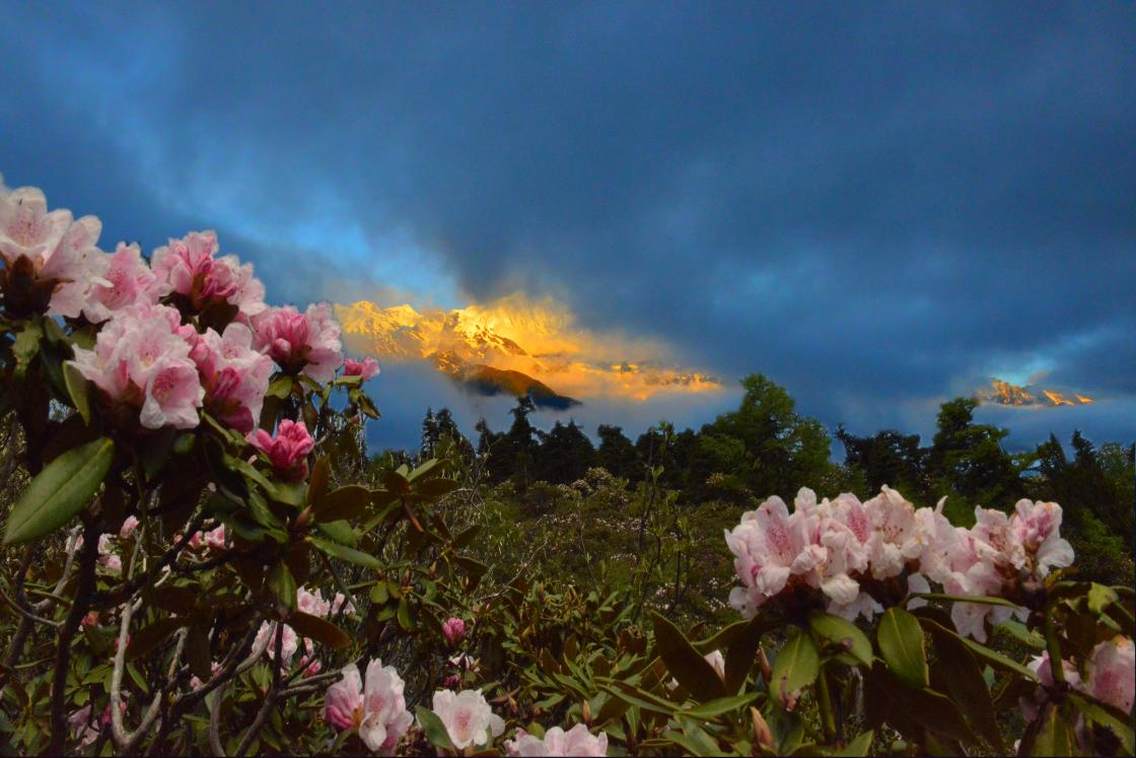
xmin=2 ymin=1 xmax=1133 ymax=453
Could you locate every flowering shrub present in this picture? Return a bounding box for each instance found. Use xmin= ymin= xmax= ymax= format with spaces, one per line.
xmin=0 ymin=178 xmax=1132 ymax=757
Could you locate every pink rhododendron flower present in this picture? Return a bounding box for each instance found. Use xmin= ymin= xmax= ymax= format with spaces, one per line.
xmin=202 ymin=524 xmax=226 ymax=551
xmin=343 ymin=357 xmax=381 ymax=380
xmin=83 ymin=242 xmax=162 ymax=323
xmin=254 ymin=621 xmax=300 ymax=664
xmin=151 ymin=231 xmax=266 ymax=317
xmin=188 ymin=322 xmax=273 ymax=433
xmin=1019 ymin=651 xmax=1083 ymax=722
xmin=189 ymin=662 xmax=222 ymax=691
xmin=1085 ymin=636 xmax=1135 ymax=713
xmin=863 ymin=486 xmax=923 ymax=579
xmin=506 ymin=724 xmax=609 ymax=757
xmin=247 ymin=419 xmax=315 ymax=480
xmin=442 ymin=617 xmax=467 ymax=645
xmin=725 ymin=492 xmax=823 ymax=618
xmin=324 ymin=659 xmax=413 ymax=752
xmin=704 ymin=649 xmax=726 ymax=681
xmin=0 ymin=184 xmax=108 ymax=318
xmin=252 ymin=303 xmax=342 ymax=382
xmin=68 ymin=700 xmax=126 ymax=747
xmin=428 ymin=689 xmax=505 ymax=750
xmin=69 ymin=304 xmax=204 ymax=430
xmin=1010 ymin=499 xmax=1074 ymax=578
xmin=119 ymin=516 xmax=140 ymax=540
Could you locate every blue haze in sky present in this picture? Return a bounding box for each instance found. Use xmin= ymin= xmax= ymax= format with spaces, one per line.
xmin=2 ymin=1 xmax=1133 ymax=451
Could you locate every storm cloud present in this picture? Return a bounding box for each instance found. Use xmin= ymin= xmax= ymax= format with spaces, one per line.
xmin=2 ymin=1 xmax=1132 ymax=449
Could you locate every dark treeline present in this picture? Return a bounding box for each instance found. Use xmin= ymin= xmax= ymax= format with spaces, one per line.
xmin=405 ymin=374 xmax=1133 ymax=582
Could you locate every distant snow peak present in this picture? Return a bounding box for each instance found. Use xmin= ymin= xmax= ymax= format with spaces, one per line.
xmin=333 ymin=297 xmax=722 ymax=404
xmin=979 ymin=378 xmax=1095 ymax=408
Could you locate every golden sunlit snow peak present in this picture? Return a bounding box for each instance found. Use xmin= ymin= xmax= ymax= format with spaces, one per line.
xmin=334 ymin=294 xmax=722 ymax=402
xmin=979 ymin=378 xmax=1095 ymax=408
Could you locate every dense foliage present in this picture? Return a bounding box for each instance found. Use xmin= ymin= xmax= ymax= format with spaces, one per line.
xmin=1 ymin=180 xmax=1132 ymax=757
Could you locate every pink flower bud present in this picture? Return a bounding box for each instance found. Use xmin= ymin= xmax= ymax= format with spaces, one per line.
xmin=442 ymin=617 xmax=467 ymax=645
xmin=343 ymin=357 xmax=380 ymax=380
xmin=247 ymin=419 xmax=315 ymax=481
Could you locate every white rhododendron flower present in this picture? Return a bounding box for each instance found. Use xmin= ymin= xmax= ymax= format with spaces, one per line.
xmin=505 ymin=724 xmax=609 ymax=756
xmin=324 ymin=660 xmax=413 ymax=753
xmin=0 ymin=184 xmax=108 ymax=318
xmin=428 ymin=688 xmax=505 ymax=750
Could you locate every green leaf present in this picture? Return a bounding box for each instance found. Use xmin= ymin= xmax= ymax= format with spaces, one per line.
xmin=724 ymin=614 xmax=780 ymax=694
xmin=407 ymin=458 xmax=440 ymax=482
xmin=185 ymin=623 xmax=213 ymax=680
xmin=416 ymin=478 xmax=459 ymax=498
xmin=1087 ymin=583 xmax=1119 ymax=615
xmin=597 ymin=679 xmax=678 ymax=715
xmin=918 ymin=617 xmax=1037 ymax=681
xmin=3 ymin=437 xmax=114 ymax=545
xmin=308 ymin=535 xmax=381 ymax=569
xmin=396 ymin=597 xmax=413 ymax=631
xmin=831 ymin=730 xmax=874 ymax=757
xmin=308 ymin=456 xmax=331 ymax=506
xmin=808 ymin=611 xmax=873 ymax=667
xmin=679 ymin=692 xmax=759 ymax=721
xmin=652 ymin=612 xmax=727 ymax=702
xmin=1028 ymin=702 xmax=1078 ymax=757
xmin=877 ymin=607 xmax=929 ymax=689
xmin=771 ymin=628 xmax=819 ymax=708
xmin=415 ymin=705 xmax=456 ymax=751
xmin=313 ymin=485 xmax=371 ymax=523
xmin=911 ymin=592 xmax=1022 ymax=608
xmin=1069 ymin=693 xmax=1134 ymax=754
xmin=382 ymin=468 xmax=411 ymax=495
xmin=315 ymin=519 xmax=358 ymax=547
xmin=127 ymin=617 xmax=188 ymax=661
xmin=12 ymin=320 xmax=43 ymax=378
xmin=997 ymin=619 xmax=1046 ymax=650
xmin=268 ymin=561 xmax=297 ymax=611
xmin=265 ymin=376 xmax=294 ymax=399
xmin=927 ymin=622 xmax=1004 ymax=752
xmin=63 ymin=363 xmax=92 ymax=425
xmin=286 ymin=610 xmax=350 ymax=649
xmin=662 ymin=725 xmax=721 ymax=757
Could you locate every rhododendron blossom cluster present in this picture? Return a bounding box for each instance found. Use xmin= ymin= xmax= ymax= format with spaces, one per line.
xmin=324 ymin=659 xmax=413 ymax=753
xmin=0 ymin=181 xmax=375 ymax=438
xmin=505 ymin=724 xmax=609 ymax=757
xmin=428 ymin=689 xmax=505 ymax=750
xmin=726 ymin=486 xmax=1075 ymax=640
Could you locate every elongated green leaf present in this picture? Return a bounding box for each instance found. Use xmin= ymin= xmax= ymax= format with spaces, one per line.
xmin=997 ymin=619 xmax=1046 ymax=650
xmin=63 ymin=363 xmax=92 ymax=425
xmin=127 ymin=617 xmax=188 ymax=661
xmin=308 ymin=535 xmax=381 ymax=569
xmin=918 ymin=617 xmax=1037 ymax=680
xmin=724 ymin=615 xmax=780 ymax=694
xmin=1087 ymin=583 xmax=1119 ymax=615
xmin=313 ymin=485 xmax=371 ymax=522
xmin=1070 ymin=693 xmax=1134 ymax=754
xmin=831 ymin=730 xmax=874 ymax=757
xmin=1028 ymin=702 xmax=1077 ymax=757
xmin=911 ymin=592 xmax=1022 ymax=608
xmin=652 ymin=612 xmax=727 ymax=702
xmin=662 ymin=726 xmax=720 ymax=757
xmin=927 ymin=623 xmax=1004 ymax=752
xmin=407 ymin=458 xmax=440 ymax=482
xmin=3 ymin=437 xmax=114 ymax=545
xmin=808 ymin=611 xmax=873 ymax=666
xmin=13 ymin=320 xmax=43 ymax=377
xmin=771 ymin=629 xmax=819 ymax=708
xmin=415 ymin=705 xmax=456 ymax=750
xmin=597 ymin=679 xmax=677 ymax=715
xmin=286 ymin=610 xmax=350 ymax=649
xmin=416 ymin=478 xmax=459 ymax=498
xmin=268 ymin=561 xmax=297 ymax=611
xmin=878 ymin=607 xmax=929 ymax=689
xmin=308 ymin=456 xmax=331 ymax=506
xmin=680 ymin=692 xmax=758 ymax=721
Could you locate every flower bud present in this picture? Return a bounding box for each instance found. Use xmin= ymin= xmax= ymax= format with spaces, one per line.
xmin=750 ymin=707 xmax=774 ymax=750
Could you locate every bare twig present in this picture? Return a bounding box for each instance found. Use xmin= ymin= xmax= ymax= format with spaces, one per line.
xmin=47 ymin=518 xmax=100 ymax=754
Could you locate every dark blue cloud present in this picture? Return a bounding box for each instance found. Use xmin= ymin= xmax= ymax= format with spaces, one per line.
xmin=2 ymin=1 xmax=1133 ymax=449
